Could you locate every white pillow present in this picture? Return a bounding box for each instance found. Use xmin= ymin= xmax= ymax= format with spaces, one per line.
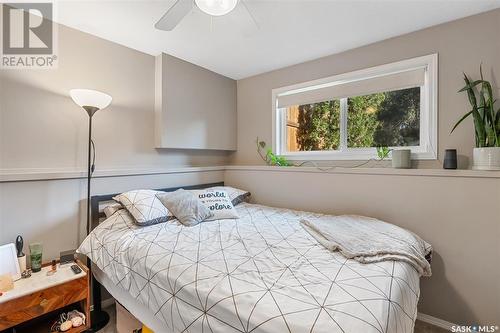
xmin=113 ymin=190 xmax=174 ymax=226
xmin=191 ymin=189 xmax=239 ymax=220
xmin=207 ymin=186 xmax=251 ymax=206
xmin=103 ymin=202 xmax=123 ymax=218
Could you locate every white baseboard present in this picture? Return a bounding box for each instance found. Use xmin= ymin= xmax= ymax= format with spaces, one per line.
xmin=417 ymin=312 xmax=456 ymax=330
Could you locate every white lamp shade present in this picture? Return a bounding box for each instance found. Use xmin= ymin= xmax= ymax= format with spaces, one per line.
xmin=70 ymin=89 xmax=112 ymax=111
xmin=195 ymin=0 xmax=238 ymax=16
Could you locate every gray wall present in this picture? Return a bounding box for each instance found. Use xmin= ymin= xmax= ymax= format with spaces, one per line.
xmin=0 ymin=24 xmax=230 ymax=172
xmin=155 ymin=54 xmax=237 ymax=150
xmin=231 ymin=9 xmax=500 ymax=168
xmin=225 ymin=167 xmax=500 ymax=325
xmin=0 ymin=170 xmax=225 ymax=263
xmin=1 ymin=8 xmax=499 ymax=329
xmin=0 ymin=23 xmax=229 ymax=260
xmin=229 ymin=9 xmax=500 ymax=325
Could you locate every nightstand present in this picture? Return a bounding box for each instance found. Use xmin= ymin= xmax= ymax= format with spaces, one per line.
xmin=0 ymin=260 xmax=90 ymax=332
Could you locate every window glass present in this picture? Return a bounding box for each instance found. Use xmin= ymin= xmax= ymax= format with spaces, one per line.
xmin=274 ymin=54 xmax=437 ymax=160
xmin=286 ymin=100 xmax=341 ymax=152
xmin=347 ymin=87 xmax=420 ymax=148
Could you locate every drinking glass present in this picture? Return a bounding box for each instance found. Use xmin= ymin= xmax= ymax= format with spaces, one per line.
xmin=29 ymin=243 xmax=43 ymax=272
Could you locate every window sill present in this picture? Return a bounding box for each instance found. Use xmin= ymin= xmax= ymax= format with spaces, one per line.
xmin=279 ymin=148 xmax=436 ymax=161
xmin=0 ymin=166 xmax=226 ymax=182
xmin=2 ymin=165 xmax=499 ymax=183
xmin=225 ymin=165 xmax=500 ymax=179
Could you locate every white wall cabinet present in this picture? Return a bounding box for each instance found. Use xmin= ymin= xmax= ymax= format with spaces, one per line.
xmin=155 ymin=53 xmax=237 ymax=150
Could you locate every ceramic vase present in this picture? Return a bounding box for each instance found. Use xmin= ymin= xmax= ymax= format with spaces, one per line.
xmin=473 ymin=147 xmax=500 ymax=170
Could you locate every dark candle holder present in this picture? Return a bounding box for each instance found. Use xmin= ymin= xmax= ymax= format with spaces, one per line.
xmin=443 ymin=149 xmax=458 ymax=169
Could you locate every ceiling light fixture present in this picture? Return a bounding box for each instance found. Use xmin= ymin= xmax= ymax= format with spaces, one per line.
xmin=195 ymin=0 xmax=238 ymax=16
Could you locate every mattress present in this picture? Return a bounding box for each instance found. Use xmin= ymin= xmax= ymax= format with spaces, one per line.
xmin=79 ymin=203 xmax=421 ymax=333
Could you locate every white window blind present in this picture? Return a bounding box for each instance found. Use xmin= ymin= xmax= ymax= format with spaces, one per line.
xmin=277 ymin=67 xmax=426 ymax=108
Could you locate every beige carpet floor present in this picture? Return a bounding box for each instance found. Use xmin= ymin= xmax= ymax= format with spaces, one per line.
xmin=99 ymin=304 xmax=449 ymax=333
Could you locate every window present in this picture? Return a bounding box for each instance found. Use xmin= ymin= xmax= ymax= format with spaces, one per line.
xmin=272 ymin=54 xmax=437 ymax=160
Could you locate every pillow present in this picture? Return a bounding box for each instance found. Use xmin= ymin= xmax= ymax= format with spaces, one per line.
xmin=191 ymin=189 xmax=239 ymax=220
xmin=156 ymin=189 xmax=213 ymax=227
xmin=103 ymin=202 xmax=123 ymax=218
xmin=206 ymin=186 xmax=251 ymax=206
xmin=113 ymin=190 xmax=173 ymax=226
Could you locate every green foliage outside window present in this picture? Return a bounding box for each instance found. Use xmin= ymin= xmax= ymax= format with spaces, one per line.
xmin=294 ymin=87 xmax=420 ymax=151
xmin=373 ymin=88 xmax=420 ymax=147
xmin=347 ymin=93 xmax=385 ymax=148
xmin=297 ymin=100 xmax=341 ymax=150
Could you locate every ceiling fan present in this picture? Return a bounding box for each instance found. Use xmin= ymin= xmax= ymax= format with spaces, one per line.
xmin=155 ymin=0 xmax=256 ymax=31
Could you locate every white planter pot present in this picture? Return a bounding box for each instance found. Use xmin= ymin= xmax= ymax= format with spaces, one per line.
xmin=473 ymin=147 xmax=500 ymax=170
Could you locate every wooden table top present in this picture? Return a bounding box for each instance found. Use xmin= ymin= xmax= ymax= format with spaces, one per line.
xmin=0 ymin=263 xmax=86 ymax=304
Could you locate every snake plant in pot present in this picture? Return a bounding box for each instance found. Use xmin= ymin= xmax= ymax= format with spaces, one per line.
xmin=451 ymin=67 xmax=500 ymax=170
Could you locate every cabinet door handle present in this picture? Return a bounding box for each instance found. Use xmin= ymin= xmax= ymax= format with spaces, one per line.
xmin=39 ymin=298 xmax=48 ymax=307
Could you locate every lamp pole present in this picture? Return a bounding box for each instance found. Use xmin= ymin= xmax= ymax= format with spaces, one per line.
xmin=86 ymin=110 xmax=92 ymax=235
xmin=81 ymin=106 xmax=109 ymax=332
xmin=70 ymin=89 xmax=112 ymax=332
xmin=83 ymin=106 xmax=98 ymax=235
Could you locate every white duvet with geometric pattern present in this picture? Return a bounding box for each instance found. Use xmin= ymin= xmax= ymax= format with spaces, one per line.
xmin=78 ymin=203 xmax=421 ymax=333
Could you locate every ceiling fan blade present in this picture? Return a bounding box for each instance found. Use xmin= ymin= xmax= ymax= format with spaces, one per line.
xmin=241 ymin=0 xmax=259 ymax=30
xmin=234 ymin=0 xmax=259 ymax=37
xmin=155 ymin=0 xmax=193 ymax=31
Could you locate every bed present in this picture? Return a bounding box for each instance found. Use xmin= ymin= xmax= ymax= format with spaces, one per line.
xmin=79 ymin=184 xmax=422 ymax=333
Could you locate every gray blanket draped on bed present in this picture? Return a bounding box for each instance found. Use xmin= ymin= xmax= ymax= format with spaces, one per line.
xmin=300 ymin=215 xmax=432 ymax=276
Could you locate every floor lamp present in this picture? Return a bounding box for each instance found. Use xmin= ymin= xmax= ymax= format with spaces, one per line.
xmin=70 ymin=89 xmax=112 ymax=332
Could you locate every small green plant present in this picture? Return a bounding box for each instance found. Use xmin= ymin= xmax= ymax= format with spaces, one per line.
xmin=256 ymin=138 xmax=292 ymax=166
xmin=256 ymin=137 xmax=390 ymax=167
xmin=376 ymin=146 xmax=391 ymax=160
xmin=451 ymin=65 xmax=500 ymax=147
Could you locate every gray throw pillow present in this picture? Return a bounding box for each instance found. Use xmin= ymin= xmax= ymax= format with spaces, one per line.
xmin=156 ymin=189 xmax=213 ymax=227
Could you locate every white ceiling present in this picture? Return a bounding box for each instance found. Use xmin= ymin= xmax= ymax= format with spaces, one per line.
xmin=55 ymin=0 xmax=500 ymax=80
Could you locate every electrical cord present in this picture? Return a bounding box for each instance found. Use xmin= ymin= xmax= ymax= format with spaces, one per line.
xmin=256 ymin=137 xmax=388 ymax=171
xmin=91 ymin=139 xmax=96 ymax=175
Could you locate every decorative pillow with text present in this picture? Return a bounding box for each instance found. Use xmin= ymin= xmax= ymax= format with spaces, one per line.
xmin=206 ymin=186 xmax=251 ymax=206
xmin=191 ymin=189 xmax=239 ymax=220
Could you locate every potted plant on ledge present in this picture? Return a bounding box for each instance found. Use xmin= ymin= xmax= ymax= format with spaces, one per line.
xmin=452 ymin=66 xmax=500 ymax=170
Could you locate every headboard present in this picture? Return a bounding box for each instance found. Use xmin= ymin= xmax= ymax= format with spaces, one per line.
xmin=90 ymin=182 xmax=224 ymax=231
